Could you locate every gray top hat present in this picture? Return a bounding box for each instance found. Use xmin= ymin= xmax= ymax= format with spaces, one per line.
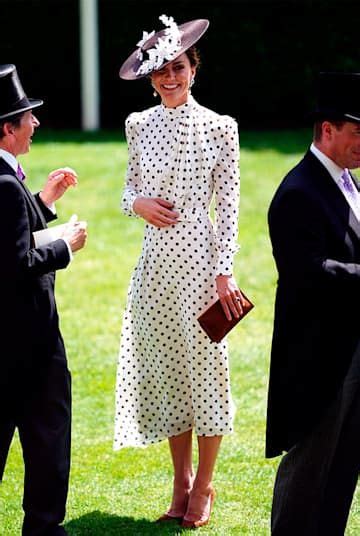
xmin=0 ymin=64 xmax=43 ymax=120
xmin=119 ymin=15 xmax=209 ymax=80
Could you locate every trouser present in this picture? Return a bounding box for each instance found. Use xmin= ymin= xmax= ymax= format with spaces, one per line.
xmin=1 ymin=345 xmax=71 ymax=536
xmin=271 ymin=342 xmax=360 ymax=536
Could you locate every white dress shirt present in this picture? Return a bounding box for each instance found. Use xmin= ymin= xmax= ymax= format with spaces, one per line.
xmin=0 ymin=148 xmax=19 ymax=173
xmin=310 ymin=143 xmax=360 ymax=221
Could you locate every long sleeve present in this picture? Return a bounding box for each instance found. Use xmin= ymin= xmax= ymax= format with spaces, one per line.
xmin=0 ymin=177 xmax=69 ymax=281
xmin=213 ymin=117 xmax=240 ymax=275
xmin=269 ymin=188 xmax=360 ymax=289
xmin=34 ymin=192 xmax=58 ymax=223
xmin=121 ymin=114 xmax=142 ymax=217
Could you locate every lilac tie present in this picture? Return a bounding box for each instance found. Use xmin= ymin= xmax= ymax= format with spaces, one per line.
xmin=16 ymin=162 xmax=26 ymax=181
xmin=341 ymin=168 xmax=356 ymax=198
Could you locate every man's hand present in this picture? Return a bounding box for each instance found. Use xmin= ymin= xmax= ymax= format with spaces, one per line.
xmin=39 ymin=167 xmax=78 ymax=206
xmin=61 ymin=215 xmax=88 ymax=253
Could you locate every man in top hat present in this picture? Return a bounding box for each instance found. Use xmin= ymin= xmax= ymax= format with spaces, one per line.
xmin=0 ymin=64 xmax=87 ymax=536
xmin=265 ymin=71 xmax=360 ymax=535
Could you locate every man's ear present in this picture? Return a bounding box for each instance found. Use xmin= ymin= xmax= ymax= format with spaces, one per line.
xmin=3 ymin=122 xmax=15 ymax=136
xmin=322 ymin=121 xmax=333 ymax=141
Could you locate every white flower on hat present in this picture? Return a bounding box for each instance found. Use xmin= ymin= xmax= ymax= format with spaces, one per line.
xmin=136 ymin=31 xmax=155 ymax=61
xmin=136 ymin=14 xmax=182 ymax=76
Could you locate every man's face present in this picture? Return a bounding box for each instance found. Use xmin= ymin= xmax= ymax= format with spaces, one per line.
xmin=328 ymin=121 xmax=360 ymax=169
xmin=12 ymin=111 xmax=40 ymax=156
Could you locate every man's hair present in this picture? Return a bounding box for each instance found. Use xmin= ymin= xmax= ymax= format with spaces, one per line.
xmin=313 ymin=120 xmax=345 ymax=142
xmin=0 ymin=112 xmax=24 ymax=139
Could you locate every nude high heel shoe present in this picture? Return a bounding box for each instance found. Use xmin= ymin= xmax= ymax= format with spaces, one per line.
xmin=156 ymin=487 xmax=191 ymax=523
xmin=181 ymin=488 xmax=216 ymax=528
xmin=156 ymin=512 xmax=184 ymax=522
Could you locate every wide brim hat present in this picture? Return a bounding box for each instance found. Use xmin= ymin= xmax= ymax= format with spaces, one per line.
xmin=309 ymin=71 xmax=360 ymax=123
xmin=119 ymin=16 xmax=209 ymax=81
xmin=0 ymin=64 xmax=43 ymax=120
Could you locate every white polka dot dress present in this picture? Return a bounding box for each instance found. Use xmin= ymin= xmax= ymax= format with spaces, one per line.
xmin=114 ymin=95 xmax=240 ymax=449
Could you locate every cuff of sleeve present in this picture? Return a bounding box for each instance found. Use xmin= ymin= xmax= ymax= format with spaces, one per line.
xmin=122 ymin=192 xmax=140 ymax=217
xmin=62 ymin=238 xmax=73 ymax=263
xmin=216 ymin=244 xmax=240 ymax=276
xmin=47 ymin=202 xmax=56 ymax=214
xmin=130 ymin=194 xmax=140 ymax=217
xmin=216 ymin=251 xmax=234 ymax=276
xmin=38 ymin=192 xmax=56 ymax=213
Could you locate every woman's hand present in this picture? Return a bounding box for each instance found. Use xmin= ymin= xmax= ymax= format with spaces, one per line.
xmin=133 ymin=197 xmax=179 ymax=227
xmin=216 ymin=275 xmax=247 ymax=321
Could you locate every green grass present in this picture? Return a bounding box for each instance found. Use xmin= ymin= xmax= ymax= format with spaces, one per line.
xmin=0 ymin=128 xmax=359 ymax=535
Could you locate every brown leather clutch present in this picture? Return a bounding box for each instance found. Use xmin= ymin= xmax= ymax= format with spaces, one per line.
xmin=197 ymin=290 xmax=254 ymax=343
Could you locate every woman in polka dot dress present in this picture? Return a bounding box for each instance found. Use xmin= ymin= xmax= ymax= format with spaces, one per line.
xmin=115 ymin=15 xmax=246 ymax=529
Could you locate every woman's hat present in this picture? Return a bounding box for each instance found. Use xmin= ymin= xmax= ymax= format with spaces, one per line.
xmin=310 ymin=71 xmax=360 ymax=122
xmin=119 ymin=14 xmax=209 ymax=80
xmin=0 ymin=64 xmax=43 ymax=120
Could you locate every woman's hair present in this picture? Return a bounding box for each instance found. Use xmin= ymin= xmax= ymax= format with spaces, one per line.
xmin=185 ymin=46 xmax=201 ymax=69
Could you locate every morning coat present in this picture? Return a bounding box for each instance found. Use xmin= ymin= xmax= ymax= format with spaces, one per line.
xmin=0 ymin=157 xmax=70 ymax=479
xmin=266 ymin=150 xmax=360 ymax=458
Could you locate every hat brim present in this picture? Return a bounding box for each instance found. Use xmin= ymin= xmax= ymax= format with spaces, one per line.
xmin=0 ymin=98 xmax=43 ymax=120
xmin=119 ymin=19 xmax=209 ymax=80
xmin=308 ymin=109 xmax=360 ymax=123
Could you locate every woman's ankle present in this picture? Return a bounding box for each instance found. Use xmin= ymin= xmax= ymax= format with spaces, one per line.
xmin=191 ymin=477 xmax=213 ymax=495
xmin=173 ymin=472 xmax=194 ymax=492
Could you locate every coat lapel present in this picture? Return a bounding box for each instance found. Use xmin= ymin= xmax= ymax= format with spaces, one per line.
xmin=348 ymin=208 xmax=360 ymax=238
xmin=350 ymin=171 xmax=360 ymax=192
xmin=348 ymin=171 xmax=360 ymax=237
xmin=305 ymin=151 xmax=360 ymax=240
xmin=17 ymin=179 xmax=47 ymax=228
xmin=0 ymin=157 xmax=47 ymax=229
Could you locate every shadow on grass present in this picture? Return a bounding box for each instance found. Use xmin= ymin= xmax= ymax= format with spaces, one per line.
xmin=65 ymin=510 xmax=187 ymax=535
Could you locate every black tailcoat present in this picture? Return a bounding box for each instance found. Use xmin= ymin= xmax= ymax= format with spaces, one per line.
xmin=0 ymin=157 xmax=70 ymax=478
xmin=266 ymin=150 xmax=360 ymax=458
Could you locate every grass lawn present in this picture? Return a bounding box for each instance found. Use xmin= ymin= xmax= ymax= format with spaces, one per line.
xmin=0 ymin=128 xmax=359 ymax=535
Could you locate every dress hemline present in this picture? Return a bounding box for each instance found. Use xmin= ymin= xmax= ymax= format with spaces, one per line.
xmin=113 ymin=424 xmax=234 ymax=451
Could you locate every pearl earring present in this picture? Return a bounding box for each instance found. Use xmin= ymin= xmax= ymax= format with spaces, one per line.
xmin=190 ymin=77 xmax=195 ymax=88
xmin=153 ymin=89 xmax=158 ymax=98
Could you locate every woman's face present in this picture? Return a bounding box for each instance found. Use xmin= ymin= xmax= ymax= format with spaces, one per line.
xmin=151 ymin=53 xmax=196 ymax=108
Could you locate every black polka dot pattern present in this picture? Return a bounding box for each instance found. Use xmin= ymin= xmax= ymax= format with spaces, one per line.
xmin=114 ymin=96 xmax=240 ymax=449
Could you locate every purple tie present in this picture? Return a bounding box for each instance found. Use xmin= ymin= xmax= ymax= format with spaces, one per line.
xmin=341 ymin=168 xmax=356 ymax=198
xmin=17 ymin=162 xmax=26 ymax=181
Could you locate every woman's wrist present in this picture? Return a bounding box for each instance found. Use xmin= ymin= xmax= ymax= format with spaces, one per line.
xmin=132 ymin=196 xmax=144 ymax=216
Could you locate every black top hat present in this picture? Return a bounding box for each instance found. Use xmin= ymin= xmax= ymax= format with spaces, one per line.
xmin=310 ymin=71 xmax=360 ymax=122
xmin=0 ymin=64 xmax=43 ymax=120
xmin=119 ymin=15 xmax=209 ymax=81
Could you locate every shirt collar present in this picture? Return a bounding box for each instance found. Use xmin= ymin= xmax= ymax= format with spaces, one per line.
xmin=0 ymin=148 xmax=18 ymax=174
xmin=310 ymin=142 xmax=344 ymax=183
xmin=160 ymin=94 xmax=196 ymax=119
